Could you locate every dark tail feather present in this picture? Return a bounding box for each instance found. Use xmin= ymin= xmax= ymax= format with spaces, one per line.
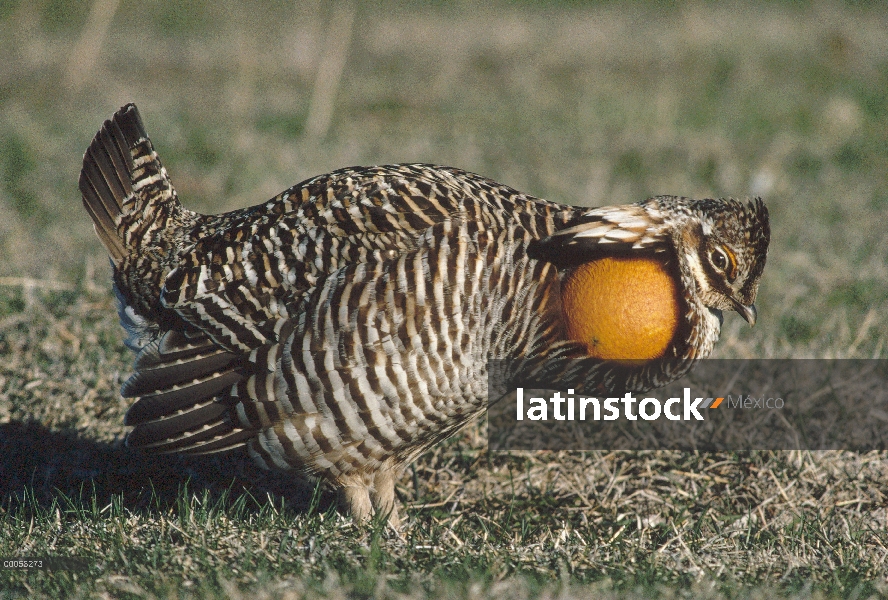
xmin=79 ymin=103 xmax=179 ymax=264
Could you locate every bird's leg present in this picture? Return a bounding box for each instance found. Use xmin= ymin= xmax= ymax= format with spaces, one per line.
xmin=338 ymin=483 xmax=372 ymax=523
xmin=371 ymin=469 xmax=400 ymax=528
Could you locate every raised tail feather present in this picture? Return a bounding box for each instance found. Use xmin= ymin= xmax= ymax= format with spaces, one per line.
xmin=79 ymin=103 xmax=180 ymax=264
xmin=81 ymin=105 xmax=251 ymax=456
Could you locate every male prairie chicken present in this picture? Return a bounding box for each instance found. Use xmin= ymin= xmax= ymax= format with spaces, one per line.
xmin=80 ymin=104 xmax=770 ymax=526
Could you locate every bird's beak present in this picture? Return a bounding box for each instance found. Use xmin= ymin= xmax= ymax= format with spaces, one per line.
xmin=732 ymin=300 xmax=757 ymax=327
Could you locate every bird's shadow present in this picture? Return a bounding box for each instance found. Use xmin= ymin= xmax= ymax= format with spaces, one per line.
xmin=0 ymin=420 xmax=334 ymax=517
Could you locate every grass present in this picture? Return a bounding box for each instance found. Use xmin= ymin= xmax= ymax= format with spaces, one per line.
xmin=2 ymin=0 xmax=888 ymax=597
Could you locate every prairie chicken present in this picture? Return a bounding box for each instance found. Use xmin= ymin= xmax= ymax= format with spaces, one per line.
xmin=80 ymin=104 xmax=770 ymax=526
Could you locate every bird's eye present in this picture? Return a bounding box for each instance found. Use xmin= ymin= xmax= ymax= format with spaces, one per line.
xmin=711 ymin=248 xmax=728 ymax=271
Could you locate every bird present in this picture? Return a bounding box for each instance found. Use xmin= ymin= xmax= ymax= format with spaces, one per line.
xmin=80 ymin=103 xmax=770 ymax=526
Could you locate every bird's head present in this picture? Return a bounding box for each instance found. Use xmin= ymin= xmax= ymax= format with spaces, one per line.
xmin=657 ymin=196 xmax=770 ymax=327
xmin=528 ymin=195 xmax=771 ymax=334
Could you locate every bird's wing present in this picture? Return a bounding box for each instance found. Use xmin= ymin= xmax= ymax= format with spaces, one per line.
xmin=527 ymin=203 xmax=671 ymax=268
xmin=121 ymin=217 xmax=498 ymax=459
xmin=219 ymin=216 xmax=559 ymax=473
xmin=120 ymin=327 xmax=254 ymax=454
xmin=122 ymin=167 xmax=570 ymax=457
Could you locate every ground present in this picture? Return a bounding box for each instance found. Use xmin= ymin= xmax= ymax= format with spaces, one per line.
xmin=1 ymin=1 xmax=888 ymax=597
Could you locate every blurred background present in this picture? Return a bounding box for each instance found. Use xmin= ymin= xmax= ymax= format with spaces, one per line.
xmin=1 ymin=0 xmax=887 ymax=358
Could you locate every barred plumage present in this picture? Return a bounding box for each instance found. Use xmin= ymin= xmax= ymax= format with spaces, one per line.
xmin=81 ymin=104 xmax=770 ymax=525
